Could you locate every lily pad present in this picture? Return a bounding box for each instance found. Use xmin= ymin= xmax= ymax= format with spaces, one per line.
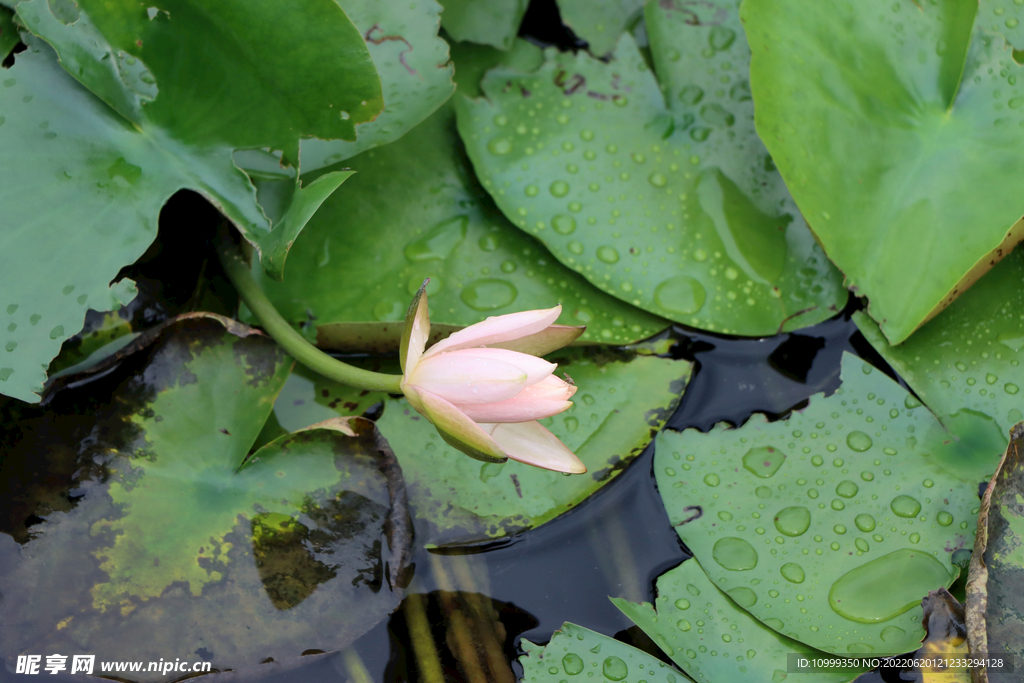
xmin=0 ymin=0 xmax=382 ymax=401
xmin=455 ymin=32 xmax=847 ymax=335
xmin=744 ymin=0 xmax=1024 ymax=344
xmin=0 ymin=315 xmax=408 ymax=676
xmin=375 ymin=346 xmax=689 ymax=543
xmin=298 ymin=0 xmax=456 ymax=171
xmin=614 ymin=558 xmax=869 ymax=682
xmin=854 ymin=249 xmax=1024 ymax=442
xmin=519 ymin=622 xmax=684 ymax=683
xmin=556 ymin=0 xmax=644 ymax=57
xmin=965 ymin=422 xmax=1024 ymax=683
xmin=0 ymin=5 xmax=19 ymax=60
xmin=981 ymin=0 xmax=1024 ymax=51
xmin=438 ymin=0 xmax=528 ymax=50
xmin=252 ymin=102 xmax=669 ymax=346
xmin=655 ymin=352 xmax=1003 ymax=655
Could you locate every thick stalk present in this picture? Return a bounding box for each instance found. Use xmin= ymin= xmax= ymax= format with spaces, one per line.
xmin=217 ymin=238 xmax=404 ymax=394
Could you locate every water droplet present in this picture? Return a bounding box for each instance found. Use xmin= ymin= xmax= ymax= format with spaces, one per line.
xmin=955 ymin=362 xmax=968 ymax=372
xmin=846 ymin=431 xmax=873 ymax=452
xmin=602 ymin=656 xmax=627 ymax=680
xmin=742 ymin=446 xmax=786 ymax=478
xmin=774 ymin=506 xmax=811 ymax=537
xmin=563 ymin=653 xmax=584 ymax=675
xmin=855 ymin=538 xmax=869 ymax=552
xmin=597 ymin=246 xmax=620 ymax=263
xmin=910 ymin=532 xmax=921 ymax=543
xmin=718 ymin=511 xmax=733 ymax=521
xmin=880 ymin=626 xmax=906 ymax=643
xmin=5 ymin=305 xmax=16 ymax=315
xmin=832 ymin=499 xmax=846 ymax=511
xmin=829 ymin=549 xmax=953 ymax=623
xmin=755 ymin=486 xmax=772 ymax=499
xmin=524 ymin=184 xmax=539 ymax=197
xmin=890 ymin=495 xmax=921 ymax=518
xmin=648 ymin=172 xmax=667 ymax=188
xmin=49 ymin=325 xmax=65 ymax=339
xmin=854 ymin=514 xmax=876 ymax=532
xmin=780 ymin=562 xmax=805 ymax=583
xmin=728 ymin=587 xmax=757 ymax=608
xmin=812 ymin=455 xmax=824 ymax=466
xmin=712 ymin=537 xmax=758 ymax=571
xmin=580 ymin=130 xmax=594 ymax=141
xmin=405 ymin=216 xmax=467 ymax=262
xmin=461 ymin=279 xmax=518 ymax=311
xmin=373 ymin=300 xmax=403 ymax=321
xmin=937 ymin=511 xmax=953 ymax=526
xmin=709 ymin=25 xmax=737 ymax=51
xmin=923 ymin=479 xmax=933 ymax=488
xmin=1006 ymin=383 xmax=1019 ymax=395
xmin=1009 ymin=17 xmax=1020 ymax=28
xmin=700 ymin=103 xmax=735 ymax=128
xmin=550 ymin=180 xmax=570 ymax=197
xmin=5 ymin=342 xmax=16 ymax=352
xmin=997 ymin=330 xmax=1024 ymax=351
xmin=763 ymin=617 xmax=784 ymax=631
xmin=834 ymin=524 xmax=847 ymax=534
xmin=107 ymin=157 xmax=142 ymax=185
xmin=488 ymin=138 xmax=512 ymax=155
xmin=478 ymin=234 xmax=498 ymax=251
xmin=836 ymin=480 xmax=859 ymax=498
xmin=904 ymin=395 xmax=922 ymax=409
xmin=501 ymin=260 xmax=516 ymax=273
xmin=677 ymin=618 xmax=692 ymax=631
xmin=552 ymin=214 xmax=576 ymax=234
xmin=674 ymin=598 xmax=690 ymax=610
xmin=679 ymin=85 xmax=705 ymax=105
xmin=654 ymin=276 xmax=706 ymax=315
xmin=861 ymin=471 xmax=874 ymax=481
xmin=567 ymin=240 xmax=584 ymax=255
xmin=704 ymin=473 xmax=720 ymax=487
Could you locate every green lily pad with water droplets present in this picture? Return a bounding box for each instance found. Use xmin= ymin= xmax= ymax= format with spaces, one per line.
xmin=981 ymin=0 xmax=1024 ymax=51
xmin=455 ymin=30 xmax=847 ymax=336
xmin=744 ymin=0 xmax=1024 ymax=344
xmin=377 ymin=346 xmax=690 ymax=544
xmin=854 ymin=249 xmax=1024 ymax=444
xmin=252 ymin=101 xmax=669 ymax=346
xmin=555 ymin=0 xmax=644 ymax=57
xmin=655 ymin=352 xmax=1004 ymax=655
xmin=613 ymin=558 xmax=869 ymax=683
xmin=519 ymin=622 xmax=685 ymax=683
xmin=437 ymin=0 xmax=528 ymax=51
xmin=298 ymin=0 xmax=456 ymax=171
xmin=0 ymin=314 xmax=407 ymax=677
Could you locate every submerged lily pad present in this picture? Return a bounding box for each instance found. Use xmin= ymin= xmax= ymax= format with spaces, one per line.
xmin=966 ymin=422 xmax=1024 ymax=683
xmin=744 ymin=0 xmax=1024 ymax=344
xmin=555 ymin=0 xmax=644 ymax=57
xmin=438 ymin=0 xmax=528 ymax=50
xmin=377 ymin=346 xmax=690 ymax=543
xmin=655 ymin=353 xmax=1002 ymax=655
xmin=614 ymin=558 xmax=868 ymax=682
xmin=298 ymin=0 xmax=456 ymax=170
xmin=0 ymin=315 xmax=407 ymax=676
xmin=456 ymin=31 xmax=847 ymax=335
xmin=519 ymin=622 xmax=683 ymax=683
xmin=253 ymin=102 xmax=669 ymax=346
xmin=854 ymin=249 xmax=1024 ymax=442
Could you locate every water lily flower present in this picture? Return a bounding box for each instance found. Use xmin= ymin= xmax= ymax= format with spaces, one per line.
xmin=398 ymin=283 xmax=587 ymax=474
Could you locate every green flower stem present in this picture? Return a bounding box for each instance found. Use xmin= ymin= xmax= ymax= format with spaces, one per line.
xmin=217 ymin=239 xmax=404 ymax=394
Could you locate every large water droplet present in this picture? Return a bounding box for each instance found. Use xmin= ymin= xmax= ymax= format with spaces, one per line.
xmin=552 ymin=214 xmax=576 ymax=235
xmin=487 ymin=137 xmax=512 ymax=155
xmin=461 ymin=279 xmax=518 ymax=311
xmin=597 ymin=246 xmax=620 ymax=263
xmin=704 ymin=473 xmax=720 ymax=487
xmin=713 ymin=537 xmax=758 ymax=571
xmin=829 ymin=549 xmax=952 ymax=623
xmin=763 ymin=617 xmax=784 ymax=631
xmin=709 ymin=25 xmax=737 ymax=51
xmin=937 ymin=511 xmax=953 ymax=526
xmin=602 ymin=656 xmax=627 ymax=681
xmin=997 ymin=330 xmax=1024 ymax=352
xmin=880 ymin=626 xmax=906 ymax=643
xmin=836 ymin=481 xmax=859 ymax=498
xmin=742 ymin=446 xmax=786 ymax=478
xmin=674 ymin=598 xmax=690 ymax=610
xmin=780 ymin=562 xmax=805 ymax=583
xmin=562 ymin=653 xmax=584 ymax=675
xmin=846 ymin=431 xmax=873 ymax=452
xmin=890 ymin=495 xmax=921 ymax=518
xmin=774 ymin=506 xmax=811 ymax=537
xmin=568 ymin=240 xmax=584 ymax=255
xmin=648 ymin=172 xmax=667 ymax=188
xmin=679 ymin=85 xmax=705 ymax=105
xmin=854 ymin=514 xmax=876 ymax=532
xmin=405 ymin=216 xmax=468 ymax=262
xmin=550 ymin=180 xmax=570 ymax=197
xmin=855 ymin=538 xmax=869 ymax=552
xmin=727 ymin=587 xmax=757 ymax=608
xmin=653 ymin=276 xmax=706 ymax=315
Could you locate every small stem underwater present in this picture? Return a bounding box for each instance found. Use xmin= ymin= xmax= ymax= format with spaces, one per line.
xmin=216 ymin=235 xmax=404 ymax=394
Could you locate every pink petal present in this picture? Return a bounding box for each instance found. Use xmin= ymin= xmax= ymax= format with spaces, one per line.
xmin=407 ymin=353 xmax=529 ymax=404
xmin=487 ymin=324 xmax=585 ymax=356
xmin=439 ymin=347 xmax=556 ymax=387
xmin=422 ymin=306 xmax=562 ymax=358
xmin=488 ymin=421 xmax=586 ymax=473
xmin=407 ymin=386 xmax=507 ymax=462
xmin=460 ymin=397 xmax=573 ymax=422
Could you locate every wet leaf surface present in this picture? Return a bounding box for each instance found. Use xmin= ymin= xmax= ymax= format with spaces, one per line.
xmin=456 ymin=24 xmax=847 ymax=335
xmin=655 ymin=353 xmax=1003 ymax=654
xmin=298 ymin=0 xmax=456 ymax=171
xmin=744 ymin=0 xmax=1024 ymax=344
xmin=854 ymin=249 xmax=1024 ymax=444
xmin=438 ymin=0 xmax=528 ymax=50
xmin=0 ymin=315 xmax=407 ymax=678
xmin=966 ymin=422 xmax=1024 ymax=683
xmin=252 ymin=101 xmax=669 ymax=346
xmin=555 ymin=0 xmax=644 ymax=57
xmin=616 ymin=557 xmax=867 ymax=683
xmin=519 ymin=621 xmax=685 ymax=683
